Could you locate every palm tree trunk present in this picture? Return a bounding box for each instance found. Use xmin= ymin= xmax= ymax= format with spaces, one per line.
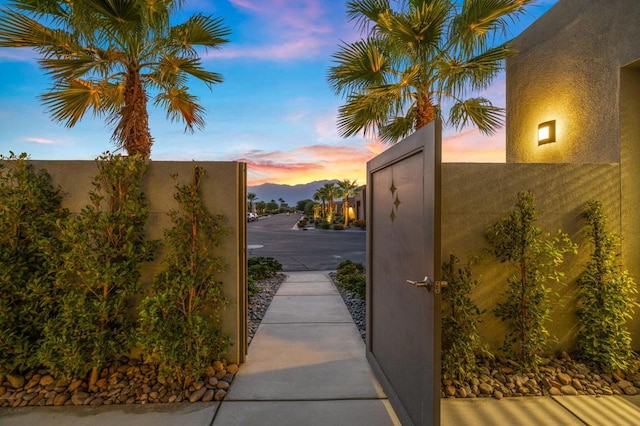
xmin=115 ymin=66 xmax=153 ymax=158
xmin=414 ymin=92 xmax=436 ymax=130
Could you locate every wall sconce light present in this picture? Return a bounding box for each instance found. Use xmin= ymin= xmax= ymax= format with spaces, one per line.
xmin=538 ymin=120 xmax=556 ymax=145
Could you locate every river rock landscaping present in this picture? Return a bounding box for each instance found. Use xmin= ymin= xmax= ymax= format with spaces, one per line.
xmin=0 ymin=274 xmax=283 ymax=409
xmin=331 ymin=268 xmax=640 ymax=400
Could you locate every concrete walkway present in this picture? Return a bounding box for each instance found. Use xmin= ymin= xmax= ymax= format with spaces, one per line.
xmin=2 ymin=271 xmax=640 ymax=425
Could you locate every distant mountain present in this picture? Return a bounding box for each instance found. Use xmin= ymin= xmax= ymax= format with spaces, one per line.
xmin=248 ymin=180 xmax=338 ymax=206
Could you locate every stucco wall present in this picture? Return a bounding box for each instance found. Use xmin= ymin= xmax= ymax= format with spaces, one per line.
xmin=30 ymin=160 xmax=248 ymax=365
xmin=506 ymin=0 xmax=640 ymax=164
xmin=441 ymin=163 xmax=640 ymax=353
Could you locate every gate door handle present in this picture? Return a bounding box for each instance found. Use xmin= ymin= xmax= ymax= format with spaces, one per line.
xmin=406 ymin=277 xmax=448 ymax=293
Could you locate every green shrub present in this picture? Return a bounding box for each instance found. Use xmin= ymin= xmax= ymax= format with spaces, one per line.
xmin=576 ymin=201 xmax=638 ymax=372
xmin=315 ymin=219 xmax=330 ymax=229
xmin=138 ymin=165 xmax=229 ymax=384
xmin=248 ymin=256 xmax=283 ymax=281
xmin=333 ymin=224 xmax=344 ymax=230
xmin=247 ymin=257 xmax=282 ymax=297
xmin=336 ymin=260 xmax=366 ymax=298
xmin=486 ymin=191 xmax=576 ymax=370
xmin=352 ymin=219 xmax=366 ymax=230
xmin=441 ymin=255 xmax=489 ymax=382
xmin=0 ymin=153 xmax=69 ymax=374
xmin=38 ymin=153 xmax=156 ymax=382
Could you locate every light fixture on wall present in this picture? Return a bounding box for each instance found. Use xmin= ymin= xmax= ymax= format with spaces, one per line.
xmin=538 ymin=120 xmax=556 ymax=145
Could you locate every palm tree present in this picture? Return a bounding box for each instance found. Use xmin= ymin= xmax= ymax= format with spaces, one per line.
xmin=247 ymin=193 xmax=257 ymax=212
xmin=321 ymin=182 xmax=338 ymax=223
xmin=327 ymin=0 xmax=532 ymax=143
xmin=313 ymin=189 xmax=327 ymax=219
xmin=337 ymin=179 xmax=361 ymax=227
xmin=0 ymin=0 xmax=230 ymax=158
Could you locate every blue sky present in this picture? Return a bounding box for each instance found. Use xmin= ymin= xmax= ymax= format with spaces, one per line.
xmin=0 ymin=0 xmax=558 ymax=185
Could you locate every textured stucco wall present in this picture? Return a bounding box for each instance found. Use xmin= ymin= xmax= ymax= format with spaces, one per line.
xmin=30 ymin=160 xmax=248 ymax=365
xmin=506 ymin=0 xmax=640 ymax=163
xmin=441 ymin=163 xmax=639 ymax=352
xmin=620 ymin=64 xmax=640 ymax=302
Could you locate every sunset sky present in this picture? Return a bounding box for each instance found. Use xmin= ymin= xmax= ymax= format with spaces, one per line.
xmin=0 ymin=0 xmax=558 ymax=186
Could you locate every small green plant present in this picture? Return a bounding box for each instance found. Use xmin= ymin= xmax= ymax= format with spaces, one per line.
xmin=316 ymin=219 xmax=331 ymax=230
xmin=247 ymin=257 xmax=283 ymax=297
xmin=486 ymin=191 xmax=576 ymax=370
xmin=0 ymin=153 xmax=68 ymax=374
xmin=441 ymin=254 xmax=489 ymax=382
xmin=576 ymin=200 xmax=638 ymax=372
xmin=138 ymin=165 xmax=229 ymax=384
xmin=352 ymin=219 xmax=366 ymax=230
xmin=336 ymin=260 xmax=366 ymax=298
xmin=38 ymin=153 xmax=156 ymax=382
xmin=333 ymin=224 xmax=344 ymax=230
xmin=248 ymin=257 xmax=283 ymax=281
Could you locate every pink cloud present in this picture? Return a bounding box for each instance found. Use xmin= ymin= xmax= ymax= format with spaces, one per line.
xmin=213 ymin=0 xmax=342 ymax=61
xmin=205 ymin=37 xmax=325 ymax=60
xmin=237 ymin=141 xmax=382 ymax=185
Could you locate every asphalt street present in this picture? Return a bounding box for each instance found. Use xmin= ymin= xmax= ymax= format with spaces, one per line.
xmin=247 ymin=214 xmax=366 ymax=271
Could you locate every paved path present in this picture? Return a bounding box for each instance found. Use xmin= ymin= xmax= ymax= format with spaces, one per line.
xmin=213 ymin=271 xmax=399 ymax=425
xmin=2 ymin=271 xmax=640 ymax=425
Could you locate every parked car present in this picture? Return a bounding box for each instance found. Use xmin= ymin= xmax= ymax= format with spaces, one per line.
xmin=247 ymin=212 xmax=258 ymax=222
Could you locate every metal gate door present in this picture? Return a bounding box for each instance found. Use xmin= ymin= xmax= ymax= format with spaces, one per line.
xmin=366 ymin=122 xmax=442 ymax=425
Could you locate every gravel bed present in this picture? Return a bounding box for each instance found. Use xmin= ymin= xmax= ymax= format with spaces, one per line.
xmin=329 ymin=272 xmax=366 ymax=341
xmin=328 ymin=274 xmax=640 ymax=400
xmin=247 ymin=273 xmax=285 ymax=345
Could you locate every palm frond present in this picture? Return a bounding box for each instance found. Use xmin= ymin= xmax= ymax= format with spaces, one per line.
xmin=436 ymin=43 xmax=512 ymax=97
xmin=378 ymin=114 xmax=415 ymax=143
xmin=388 ymin=0 xmax=449 ymax=55
xmin=0 ymin=8 xmax=79 ymax=56
xmin=40 ymin=79 xmax=104 ymax=127
xmin=452 ymin=0 xmax=532 ymax=53
xmin=328 ymin=38 xmax=389 ymax=96
xmin=171 ymin=14 xmax=230 ymax=53
xmin=100 ymin=81 xmax=125 ymax=113
xmin=448 ymin=97 xmax=504 ymax=135
xmin=153 ymin=55 xmax=223 ymax=88
xmin=346 ymin=0 xmax=391 ymax=34
xmin=336 ymin=92 xmax=393 ymax=139
xmin=154 ymin=87 xmax=205 ymax=133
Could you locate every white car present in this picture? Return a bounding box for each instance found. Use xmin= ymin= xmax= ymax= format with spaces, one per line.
xmin=247 ymin=212 xmax=258 ymax=222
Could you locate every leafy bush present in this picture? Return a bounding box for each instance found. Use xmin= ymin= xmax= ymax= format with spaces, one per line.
xmin=0 ymin=153 xmax=69 ymax=374
xmin=333 ymin=224 xmax=344 ymax=230
xmin=441 ymin=255 xmax=489 ymax=381
xmin=316 ymin=219 xmax=330 ymax=230
xmin=38 ymin=153 xmax=156 ymax=382
xmin=486 ymin=191 xmax=576 ymax=370
xmin=247 ymin=257 xmax=283 ymax=297
xmin=352 ymin=219 xmax=366 ymax=230
xmin=576 ymin=201 xmax=638 ymax=372
xmin=248 ymin=257 xmax=283 ymax=281
xmin=297 ymin=219 xmax=308 ymax=228
xmin=336 ymin=260 xmax=366 ymax=298
xmin=138 ymin=165 xmax=229 ymax=384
